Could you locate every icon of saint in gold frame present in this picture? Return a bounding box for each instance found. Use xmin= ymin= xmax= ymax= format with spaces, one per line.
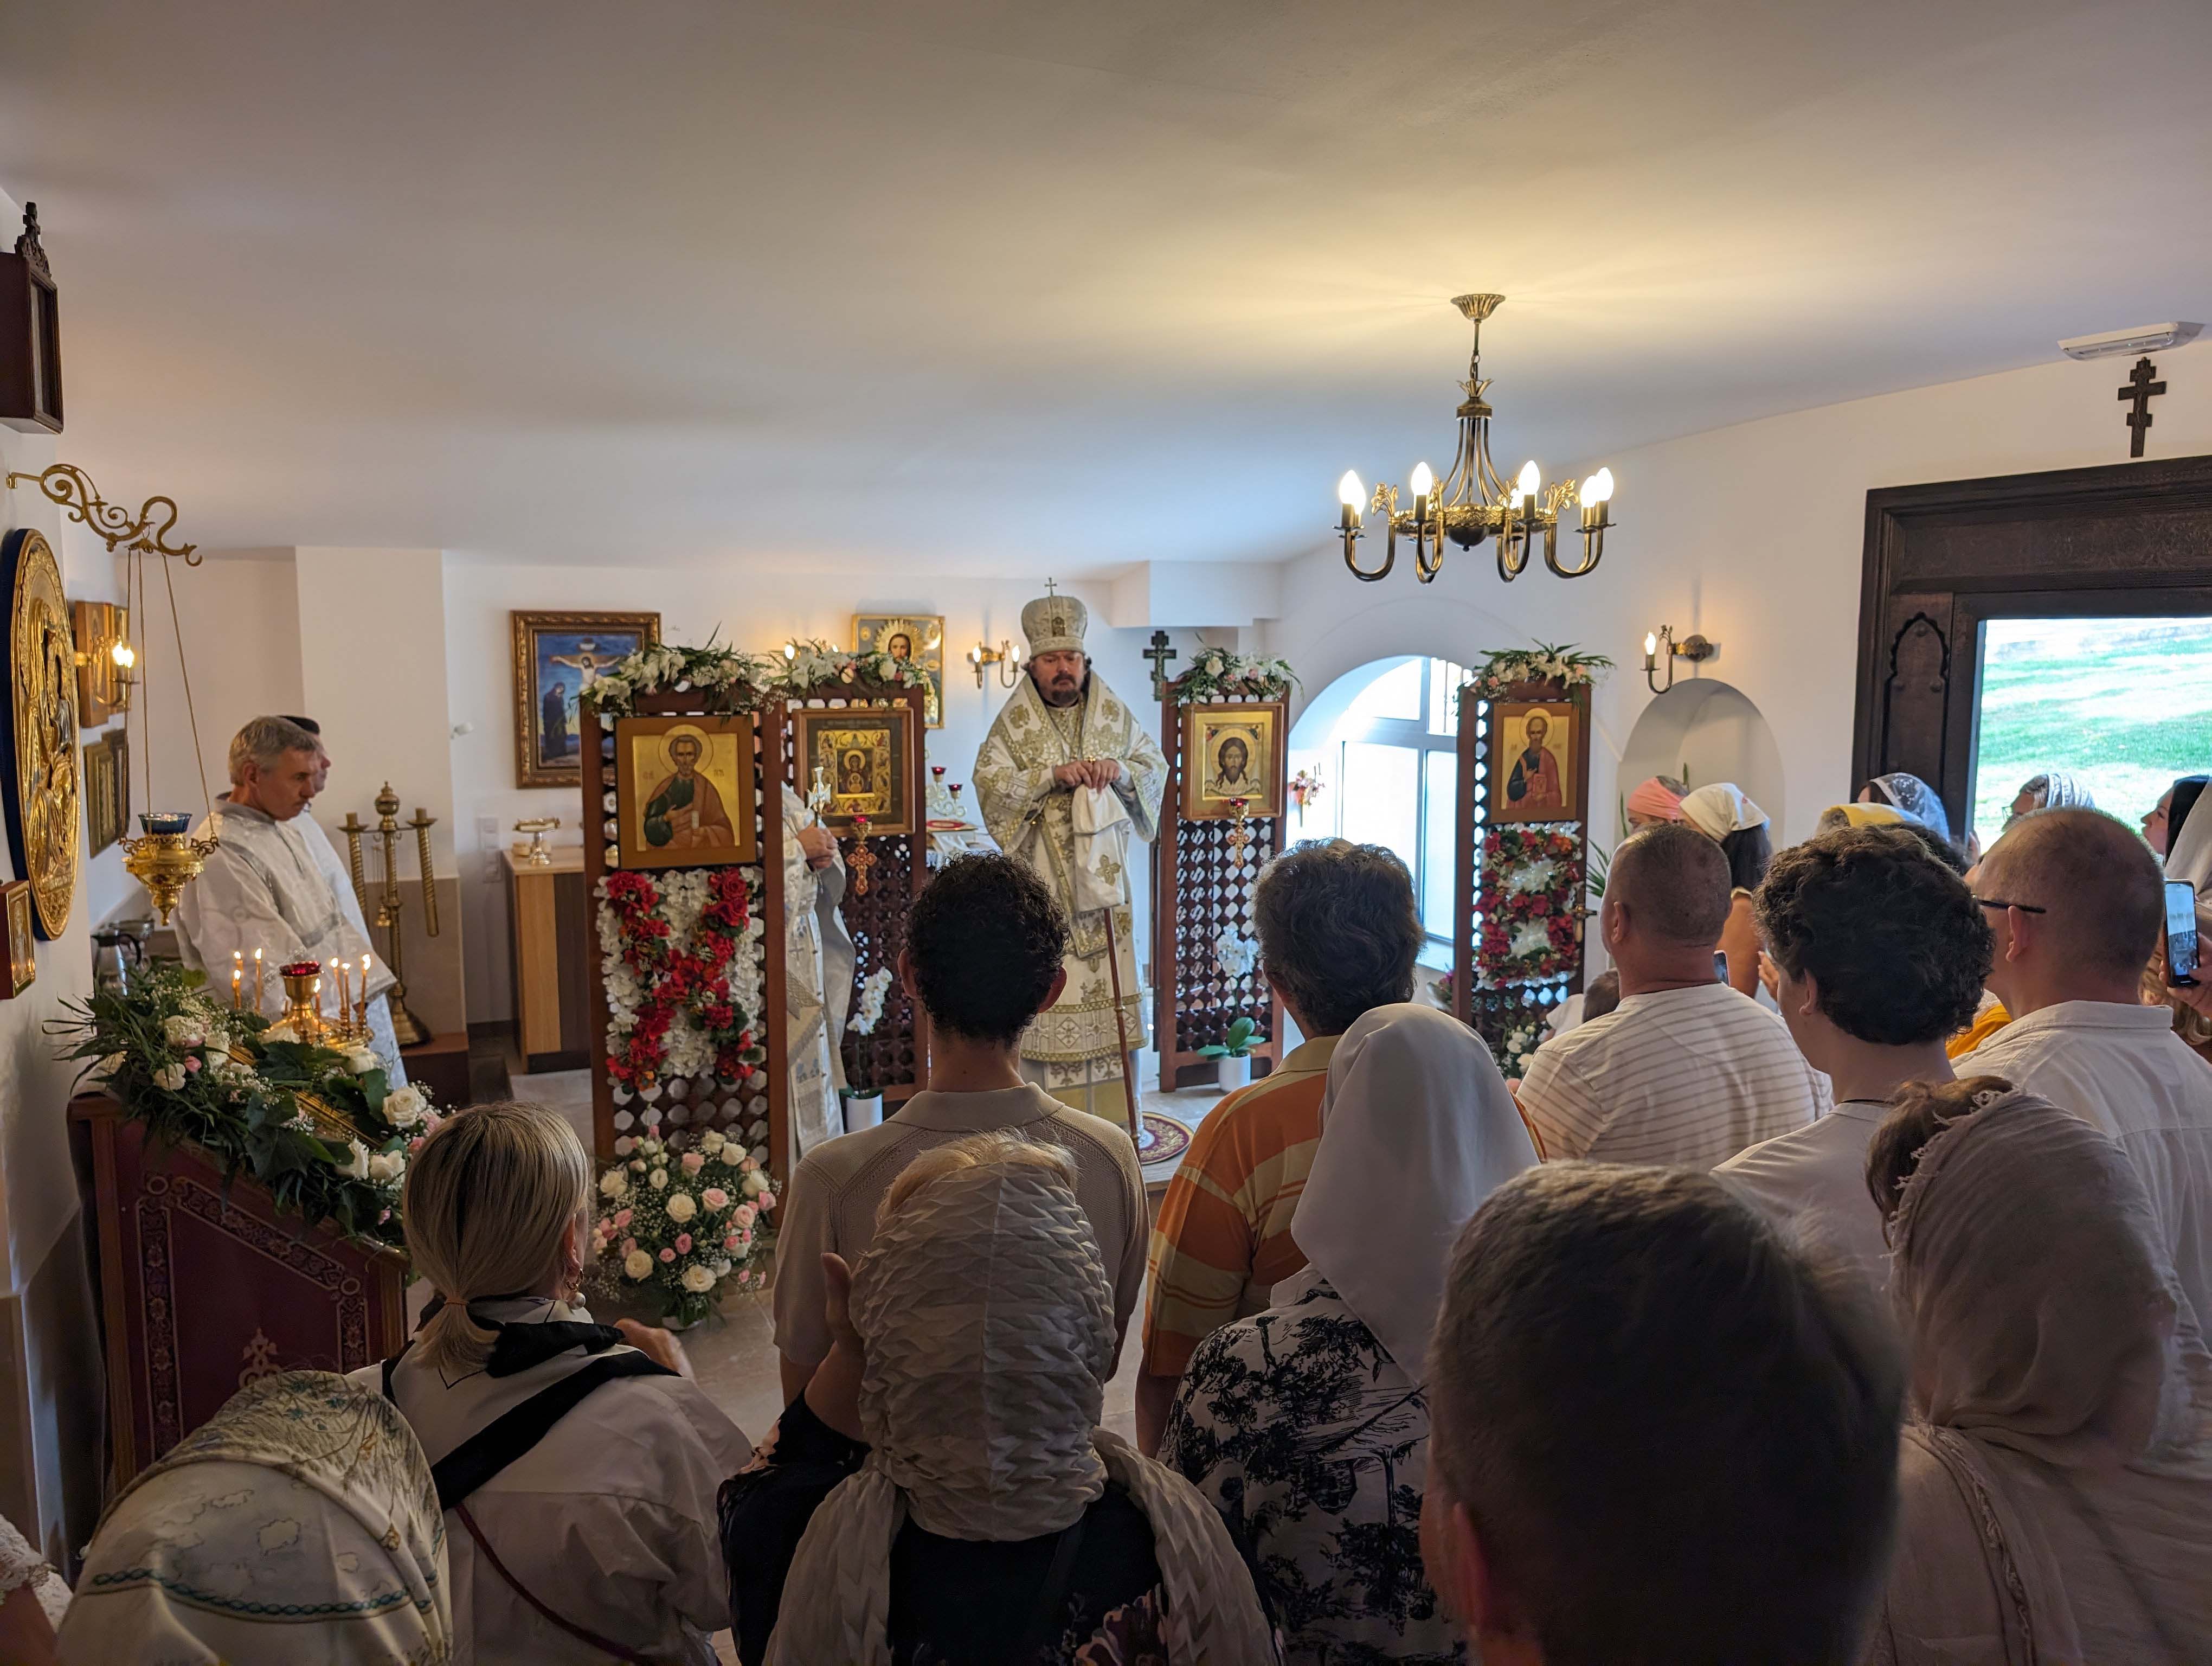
xmin=611 ymin=715 xmax=757 ymax=867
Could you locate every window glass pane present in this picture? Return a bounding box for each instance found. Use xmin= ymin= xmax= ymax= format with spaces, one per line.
xmin=1344 ymin=658 xmax=1423 ymax=724
xmin=1422 ymin=749 xmax=1458 ymax=939
xmin=1341 ymin=742 xmax=1421 ymax=879
xmin=1428 ymin=660 xmax=1469 ymax=734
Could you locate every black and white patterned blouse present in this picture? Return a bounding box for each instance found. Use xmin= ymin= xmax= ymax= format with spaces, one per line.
xmin=1161 ymin=1270 xmax=1465 ymax=1666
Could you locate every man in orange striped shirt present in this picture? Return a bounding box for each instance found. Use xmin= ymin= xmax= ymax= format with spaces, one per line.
xmin=1136 ymin=840 xmax=1425 ymax=1453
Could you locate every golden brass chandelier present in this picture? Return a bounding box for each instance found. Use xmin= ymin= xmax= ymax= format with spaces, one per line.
xmin=1335 ymin=293 xmax=1615 ymax=585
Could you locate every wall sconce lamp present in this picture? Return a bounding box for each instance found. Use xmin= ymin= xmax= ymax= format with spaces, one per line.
xmin=1644 ymin=626 xmax=1718 ymax=694
xmin=969 ymin=640 xmax=1017 ymax=689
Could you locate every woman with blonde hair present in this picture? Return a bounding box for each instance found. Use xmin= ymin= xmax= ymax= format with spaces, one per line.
xmin=722 ymin=1133 xmax=1278 ymax=1665
xmin=356 ymin=1101 xmax=748 ymax=1665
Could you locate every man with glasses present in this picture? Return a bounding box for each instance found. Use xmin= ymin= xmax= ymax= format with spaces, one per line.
xmin=1958 ymin=807 xmax=2212 ymax=1334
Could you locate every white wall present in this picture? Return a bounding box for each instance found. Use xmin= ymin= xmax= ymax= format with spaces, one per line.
xmin=441 ymin=561 xmax=1199 ymax=1029
xmin=1263 ymin=339 xmax=2212 ymax=855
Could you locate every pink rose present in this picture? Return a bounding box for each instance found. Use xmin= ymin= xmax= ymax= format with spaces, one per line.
xmin=758 ymin=1190 xmax=777 ymax=1212
xmin=675 ymin=1233 xmax=692 ymax=1253
xmin=614 ymin=1208 xmax=632 ymax=1228
xmin=658 ymin=1247 xmax=676 ymax=1264
xmin=681 ymin=1151 xmax=705 ymax=1174
xmin=621 ymin=1237 xmax=636 ymax=1255
xmin=733 ymin=1203 xmax=756 ymax=1229
xmin=184 ymin=1056 xmax=202 ymax=1073
xmin=703 ymin=1187 xmax=728 ymax=1209
xmin=724 ymin=1233 xmax=741 ymax=1250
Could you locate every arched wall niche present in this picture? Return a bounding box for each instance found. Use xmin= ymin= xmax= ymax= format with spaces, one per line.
xmin=1617 ymin=677 xmax=1786 ymax=839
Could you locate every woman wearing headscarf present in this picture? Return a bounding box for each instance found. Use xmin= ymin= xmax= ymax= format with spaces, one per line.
xmin=362 ymin=1101 xmax=749 ymax=1665
xmin=724 ymin=1136 xmax=1277 ymax=1666
xmin=1624 ymin=774 xmax=1688 ymax=829
xmin=1679 ymin=783 xmax=1771 ymax=999
xmin=1163 ymin=1004 xmax=1536 ymax=1664
xmin=57 ymin=1371 xmax=450 ymax=1664
xmin=1859 ymin=771 xmax=1952 ymax=844
xmin=2007 ymin=768 xmax=2094 ymax=826
xmin=1861 ymin=1081 xmax=2212 ymax=1665
xmin=1816 ymin=802 xmax=1906 ymax=833
xmin=2143 ymin=774 xmax=2210 ymax=861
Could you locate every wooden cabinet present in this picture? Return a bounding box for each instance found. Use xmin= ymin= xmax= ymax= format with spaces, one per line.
xmin=506 ymin=847 xmax=591 ymax=1071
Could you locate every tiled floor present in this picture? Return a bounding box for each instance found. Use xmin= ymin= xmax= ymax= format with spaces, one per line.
xmin=506 ymin=1065 xmax=1226 ymax=1446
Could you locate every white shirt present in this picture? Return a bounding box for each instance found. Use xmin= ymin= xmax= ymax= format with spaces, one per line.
xmin=1717 ymin=1100 xmax=1891 ymax=1295
xmin=350 ymin=1298 xmax=749 ymax=1666
xmin=1960 ymin=1000 xmax=2212 ymax=1335
xmin=1519 ymin=982 xmax=1829 ymax=1169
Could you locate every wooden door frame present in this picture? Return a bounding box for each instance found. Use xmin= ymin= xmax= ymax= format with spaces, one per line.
xmin=1852 ymin=453 xmax=2212 ymax=836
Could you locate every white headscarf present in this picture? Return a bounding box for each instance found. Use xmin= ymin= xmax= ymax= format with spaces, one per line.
xmin=1294 ymin=1004 xmax=1538 ymax=1380
xmin=767 ymin=1158 xmax=1275 ymax=1666
xmin=2165 ymin=779 xmax=2212 ymax=896
xmin=1679 ymin=782 xmax=1769 ymax=841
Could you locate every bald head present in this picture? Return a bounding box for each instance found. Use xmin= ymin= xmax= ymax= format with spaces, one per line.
xmin=1982 ymin=808 xmax=2161 ymax=982
xmin=1610 ymin=822 xmax=1732 ymax=947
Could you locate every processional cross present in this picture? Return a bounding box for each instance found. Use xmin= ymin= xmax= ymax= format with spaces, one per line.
xmin=2118 ymin=356 xmax=2166 ymax=458
xmin=1143 ymin=630 xmax=1179 ymax=699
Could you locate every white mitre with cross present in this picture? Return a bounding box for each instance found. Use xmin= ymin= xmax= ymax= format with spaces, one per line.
xmin=1021 ymin=580 xmax=1087 ymax=659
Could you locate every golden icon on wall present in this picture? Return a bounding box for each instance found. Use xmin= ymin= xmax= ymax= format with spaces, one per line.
xmin=1181 ymin=704 xmax=1284 ymax=820
xmin=2 ymin=530 xmax=79 ymax=938
xmin=612 ymin=715 xmax=757 ymax=868
xmin=853 ymin=614 xmax=944 ymax=728
xmin=1 ymin=881 xmax=34 ymax=998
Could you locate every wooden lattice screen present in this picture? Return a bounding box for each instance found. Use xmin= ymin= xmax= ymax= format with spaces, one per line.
xmin=1153 ymin=694 xmax=1288 ymax=1090
xmin=581 ymin=691 xmax=786 ymax=1173
xmin=763 ymin=686 xmax=929 ymax=1114
xmin=1452 ymin=680 xmax=1592 ymax=1063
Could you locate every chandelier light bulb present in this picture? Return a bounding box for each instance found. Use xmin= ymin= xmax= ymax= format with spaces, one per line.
xmin=1581 ymin=466 xmax=1615 ymax=505
xmin=1409 ymin=461 xmax=1435 ymax=499
xmin=1516 ymin=460 xmax=1542 ymax=497
xmin=1645 ymin=631 xmax=1658 ymax=657
xmin=1337 ymin=470 xmax=1364 ymax=509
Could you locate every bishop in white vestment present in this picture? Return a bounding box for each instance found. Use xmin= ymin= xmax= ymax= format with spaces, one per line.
xmin=974 ymin=591 xmax=1166 ymax=1124
xmin=174 ymin=716 xmax=407 ymax=1081
xmin=781 ymin=783 xmax=856 ymax=1158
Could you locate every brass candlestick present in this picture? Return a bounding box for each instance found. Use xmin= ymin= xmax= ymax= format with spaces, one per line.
xmin=278 ymin=963 xmax=330 ymax=1043
xmin=513 ymin=816 xmax=560 ymax=866
xmin=341 ymin=783 xmax=440 ymax=1048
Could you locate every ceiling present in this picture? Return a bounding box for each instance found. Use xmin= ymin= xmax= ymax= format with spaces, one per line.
xmin=1 ymin=0 xmax=2206 ymax=574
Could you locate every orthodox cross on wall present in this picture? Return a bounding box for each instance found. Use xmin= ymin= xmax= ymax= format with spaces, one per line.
xmin=2119 ymin=356 xmax=2166 ymax=458
xmin=1143 ymin=630 xmax=1179 ymax=699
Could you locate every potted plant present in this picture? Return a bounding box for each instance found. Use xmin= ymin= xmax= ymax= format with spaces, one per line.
xmin=1198 ymin=1015 xmax=1262 ymax=1092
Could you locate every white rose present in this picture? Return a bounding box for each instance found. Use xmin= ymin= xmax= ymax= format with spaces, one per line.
xmin=344 ymin=1047 xmax=380 ymax=1075
xmin=162 ymin=1015 xmax=205 ymax=1048
xmin=338 ymin=1140 xmax=371 ymax=1180
xmin=719 ymin=1146 xmax=744 ymax=1167
xmin=622 ymin=1249 xmax=653 ymax=1280
xmin=383 ymin=1085 xmax=429 ymax=1128
xmin=152 ymin=1063 xmax=188 ymax=1092
xmin=681 ymin=1264 xmax=715 ymax=1293
xmin=665 ymin=1192 xmax=696 ymax=1223
xmin=599 ymin=1169 xmax=629 ymax=1200
xmin=740 ymin=1171 xmax=768 ymax=1199
xmin=367 ymin=1151 xmax=404 ymax=1183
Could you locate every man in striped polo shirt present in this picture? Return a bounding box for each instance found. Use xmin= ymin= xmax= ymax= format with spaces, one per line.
xmin=1519 ymin=822 xmax=1827 ymax=1169
xmin=1135 ymin=840 xmax=1423 ymax=1454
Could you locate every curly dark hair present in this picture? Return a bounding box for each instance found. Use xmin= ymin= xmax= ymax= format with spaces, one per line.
xmin=1252 ymin=840 xmax=1422 ymax=1036
xmin=903 ymin=854 xmax=1070 ymax=1046
xmin=1754 ymin=826 xmax=1991 ymax=1046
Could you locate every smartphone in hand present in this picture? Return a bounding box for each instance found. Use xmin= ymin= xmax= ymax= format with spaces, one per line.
xmin=2167 ymin=880 xmax=2200 ymax=988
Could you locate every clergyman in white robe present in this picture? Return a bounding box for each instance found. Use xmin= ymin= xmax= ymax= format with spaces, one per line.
xmin=175 ymin=797 xmax=407 ymax=1082
xmin=782 ymin=784 xmax=856 ymax=1159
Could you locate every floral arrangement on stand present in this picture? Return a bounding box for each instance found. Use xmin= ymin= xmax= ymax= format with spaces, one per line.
xmin=1172 ymin=648 xmax=1298 ymax=704
xmin=1214 ymin=930 xmax=1260 ymax=981
xmin=847 ymin=966 xmax=896 ymax=1035
xmin=581 ymin=637 xmax=783 ymax=719
xmin=598 ymin=867 xmax=768 ymax=1091
xmin=589 ymin=1128 xmax=775 ymax=1327
xmin=779 ymin=638 xmax=934 ymax=695
xmin=57 ymin=964 xmax=437 ymax=1249
xmin=1462 ymin=642 xmax=1613 ymax=704
xmin=1499 ymin=1020 xmax=1545 ymax=1080
xmin=1478 ymin=825 xmax=1585 ymax=986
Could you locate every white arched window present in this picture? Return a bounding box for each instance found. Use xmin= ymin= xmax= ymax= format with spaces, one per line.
xmin=1288 ymin=656 xmax=1469 ymax=953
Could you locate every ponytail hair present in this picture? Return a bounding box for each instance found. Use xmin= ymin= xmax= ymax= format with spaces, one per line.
xmin=401 ymin=1100 xmax=591 ymax=1374
xmin=1864 ymin=1075 xmax=2013 ymax=1246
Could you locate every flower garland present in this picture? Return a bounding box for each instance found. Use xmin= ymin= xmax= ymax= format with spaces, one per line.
xmin=583 ymin=639 xmax=783 ymax=719
xmin=56 ymin=964 xmax=438 ymax=1248
xmin=589 ymin=1129 xmax=776 ymax=1327
xmin=597 ymin=867 xmax=768 ymax=1089
xmin=779 ymin=638 xmax=933 ymax=695
xmin=1172 ymin=648 xmax=1298 ymax=705
xmin=1463 ymin=642 xmax=1613 ymax=703
xmin=1478 ymin=825 xmax=1585 ymax=986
